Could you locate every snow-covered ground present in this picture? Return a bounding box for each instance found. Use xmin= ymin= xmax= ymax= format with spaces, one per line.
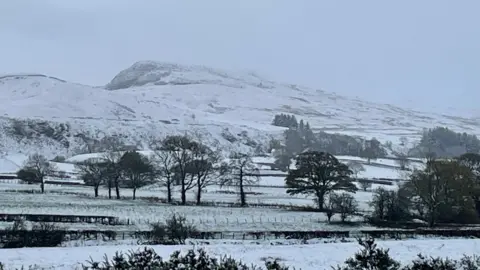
xmin=0 ymin=180 xmax=389 ymax=232
xmin=0 ymin=152 xmax=408 ymax=233
xmin=1 ymin=61 xmax=480 ymax=158
xmin=1 ymin=239 xmax=479 ymax=270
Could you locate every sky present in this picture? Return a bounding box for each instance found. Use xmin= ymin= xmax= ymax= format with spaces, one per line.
xmin=1 ymin=0 xmax=479 ymax=115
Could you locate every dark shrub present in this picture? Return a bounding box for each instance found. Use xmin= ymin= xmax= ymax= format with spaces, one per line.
xmin=83 ymin=247 xmax=290 ymax=270
xmin=145 ymin=213 xmax=199 ymax=245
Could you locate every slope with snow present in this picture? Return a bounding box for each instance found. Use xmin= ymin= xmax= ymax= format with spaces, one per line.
xmin=0 ymin=61 xmax=479 ymax=157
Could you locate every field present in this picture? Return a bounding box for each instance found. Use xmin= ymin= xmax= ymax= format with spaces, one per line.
xmin=4 ymin=152 xmax=462 ymax=270
xmin=1 ymin=239 xmax=479 ymax=269
xmin=0 ymin=153 xmax=408 ymax=233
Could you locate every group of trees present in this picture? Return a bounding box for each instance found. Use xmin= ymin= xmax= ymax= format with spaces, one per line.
xmin=16 ymin=135 xmax=261 ymax=206
xmin=281 ymin=149 xmax=480 ymax=226
xmin=270 ymin=114 xmax=386 ymax=172
xmin=273 ymin=113 xmax=480 ymax=161
xmin=412 ymin=126 xmax=480 ymax=158
xmin=368 ymin=152 xmax=480 ymax=227
xmin=283 ymin=151 xmax=360 ymax=222
xmin=271 ymin=113 xmax=299 ymax=129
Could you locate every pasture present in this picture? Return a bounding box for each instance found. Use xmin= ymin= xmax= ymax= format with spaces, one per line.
xmin=0 ymin=153 xmax=410 ymax=234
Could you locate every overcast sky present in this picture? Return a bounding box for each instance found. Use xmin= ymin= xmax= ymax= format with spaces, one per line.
xmin=1 ymin=0 xmax=479 ymax=115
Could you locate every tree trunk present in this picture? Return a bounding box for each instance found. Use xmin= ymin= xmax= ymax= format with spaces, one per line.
xmin=316 ymin=191 xmax=326 ymax=211
xmin=316 ymin=197 xmax=323 ymax=211
xmin=181 ymin=187 xmax=186 ymax=205
xmin=132 ymin=188 xmax=136 ymax=200
xmin=181 ymin=179 xmax=186 ymax=205
xmin=239 ymin=177 xmax=246 ymax=207
xmin=326 ymin=212 xmax=333 ymax=222
xmin=108 ymin=186 xmax=112 ymax=199
xmin=196 ymin=184 xmax=202 ymax=205
xmin=115 ymin=181 xmax=121 ymax=199
xmin=40 ymin=178 xmax=45 ymax=193
xmin=166 ymin=180 xmax=172 ymax=203
xmin=94 ymin=186 xmax=99 ymax=197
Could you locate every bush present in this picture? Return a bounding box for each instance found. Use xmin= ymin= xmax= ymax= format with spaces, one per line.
xmin=146 ymin=213 xmax=199 ymax=245
xmin=334 ymin=238 xmax=401 ymax=270
xmin=369 ymin=187 xmax=410 ymax=223
xmin=359 ymin=181 xmax=372 ymax=191
xmin=335 ymin=238 xmax=480 ymax=270
xmin=2 ymin=221 xmax=66 ymax=248
xmin=6 ymin=238 xmax=480 ymax=269
xmin=29 ymin=222 xmax=66 ymax=247
xmin=83 ymin=247 xmax=290 ymax=270
xmin=331 ymin=193 xmax=359 ymax=222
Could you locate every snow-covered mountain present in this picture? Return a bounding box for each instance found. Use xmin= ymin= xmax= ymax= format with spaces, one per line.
xmin=0 ymin=61 xmax=479 ymax=157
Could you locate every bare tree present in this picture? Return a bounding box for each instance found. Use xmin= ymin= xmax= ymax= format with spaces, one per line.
xmin=101 ymin=150 xmax=123 ymax=199
xmin=186 ymin=143 xmax=224 ymax=205
xmin=347 ymin=160 xmax=365 ymax=179
xmin=331 ymin=193 xmax=359 ymax=222
xmin=369 ymin=186 xmax=410 ymax=222
xmin=18 ymin=154 xmax=57 ymax=193
xmin=408 ymin=168 xmax=445 ymax=227
xmin=76 ymin=160 xmax=108 ymax=197
xmin=395 ymin=137 xmax=411 ymax=170
xmin=222 ymin=152 xmax=260 ymax=207
xmin=150 ymin=139 xmax=176 ymax=203
xmin=359 ymin=180 xmax=372 ymax=191
xmin=162 ymin=135 xmax=197 ymax=205
xmin=325 ymin=194 xmax=336 ymax=222
xmin=395 ymin=152 xmax=410 ymax=171
xmin=119 ymin=151 xmax=155 ymax=200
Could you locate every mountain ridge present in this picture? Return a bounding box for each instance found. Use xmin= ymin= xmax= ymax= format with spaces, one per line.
xmin=0 ymin=61 xmax=478 ymax=158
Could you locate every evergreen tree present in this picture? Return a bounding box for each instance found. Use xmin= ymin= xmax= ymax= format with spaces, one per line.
xmin=286 ymin=151 xmax=357 ymax=210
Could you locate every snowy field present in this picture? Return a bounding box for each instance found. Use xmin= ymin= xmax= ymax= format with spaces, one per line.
xmin=0 ymin=152 xmax=410 ymax=232
xmin=0 ymin=180 xmax=390 ymax=232
xmin=1 ymin=239 xmax=479 ymax=270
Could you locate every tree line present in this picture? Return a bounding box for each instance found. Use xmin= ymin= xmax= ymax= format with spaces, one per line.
xmin=273 ymin=113 xmax=480 ymax=159
xmin=16 ymin=135 xmax=260 ymax=206
xmin=270 ymin=114 xmax=386 ymax=171
xmin=16 ymin=130 xmax=480 ymax=226
xmin=283 ymin=150 xmax=480 ymax=226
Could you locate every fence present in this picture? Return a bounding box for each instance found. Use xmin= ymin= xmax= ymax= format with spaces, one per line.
xmin=2 ymin=228 xmax=479 ymax=244
xmin=121 ymin=215 xmax=354 ymax=226
xmin=0 ymin=213 xmax=119 ymax=225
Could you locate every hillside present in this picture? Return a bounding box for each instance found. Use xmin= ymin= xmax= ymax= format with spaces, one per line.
xmin=0 ymin=61 xmax=479 ymax=158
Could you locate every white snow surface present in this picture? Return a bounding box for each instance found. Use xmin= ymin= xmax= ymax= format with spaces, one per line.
xmin=1 ymin=239 xmax=480 ymax=269
xmin=1 ymin=61 xmax=480 ymax=157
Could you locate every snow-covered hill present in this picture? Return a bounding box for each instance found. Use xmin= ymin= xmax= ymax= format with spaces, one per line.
xmin=0 ymin=61 xmax=479 ymax=157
